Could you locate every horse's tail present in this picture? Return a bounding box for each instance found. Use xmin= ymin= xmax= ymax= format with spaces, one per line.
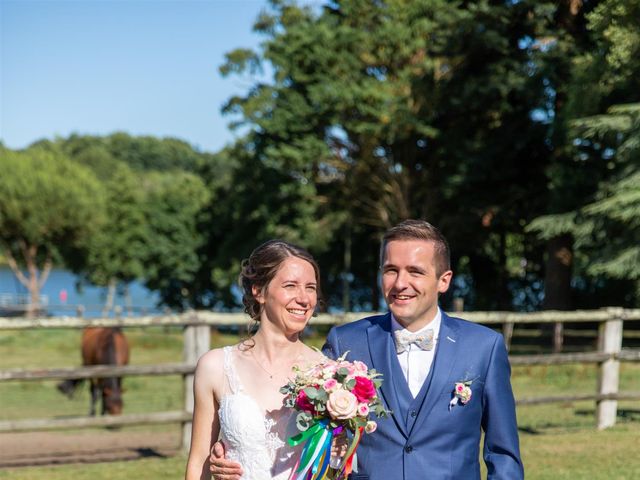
xmin=56 ymin=378 xmax=84 ymax=398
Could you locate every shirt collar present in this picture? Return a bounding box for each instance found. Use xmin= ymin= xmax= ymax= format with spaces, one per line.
xmin=390 ymin=307 xmax=442 ymax=340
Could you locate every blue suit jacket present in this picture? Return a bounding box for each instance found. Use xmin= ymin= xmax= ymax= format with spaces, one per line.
xmin=322 ymin=312 xmax=524 ymax=480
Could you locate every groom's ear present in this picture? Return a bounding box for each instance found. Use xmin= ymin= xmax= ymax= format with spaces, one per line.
xmin=437 ymin=270 xmax=453 ymax=294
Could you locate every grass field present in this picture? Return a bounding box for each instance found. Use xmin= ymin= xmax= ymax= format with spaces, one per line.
xmin=0 ymin=326 xmax=639 ymax=479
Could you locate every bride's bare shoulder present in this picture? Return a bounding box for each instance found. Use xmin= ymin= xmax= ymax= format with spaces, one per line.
xmin=195 ymin=347 xmax=224 ymax=373
xmin=299 ymin=344 xmax=327 ymax=366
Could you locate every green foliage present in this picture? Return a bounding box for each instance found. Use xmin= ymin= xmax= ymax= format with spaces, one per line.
xmin=524 ymin=0 xmax=640 ymax=306
xmin=0 ymin=148 xmax=105 ymax=251
xmin=84 ymin=164 xmax=148 ymax=286
xmin=142 ymin=170 xmax=211 ymax=309
xmin=216 ymin=0 xmax=556 ymax=310
xmin=3 ymin=1 xmax=639 ymax=311
xmin=531 ymin=102 xmax=639 ymax=293
xmin=36 ymin=132 xmax=205 ymax=173
xmin=0 ymin=148 xmax=106 ymax=304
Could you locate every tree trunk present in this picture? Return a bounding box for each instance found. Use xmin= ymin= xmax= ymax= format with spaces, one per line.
xmin=342 ymin=221 xmax=352 ymax=314
xmin=102 ymin=279 xmax=117 ymax=317
xmin=543 ymin=234 xmax=574 ymax=353
xmin=3 ymin=242 xmax=50 ymax=318
xmin=371 ymin=242 xmax=380 ymax=312
xmin=497 ymin=230 xmax=511 ymax=310
xmin=124 ymin=284 xmax=133 ymax=316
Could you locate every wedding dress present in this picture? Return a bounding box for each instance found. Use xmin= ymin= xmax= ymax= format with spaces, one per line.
xmin=218 ymin=346 xmax=300 ymax=480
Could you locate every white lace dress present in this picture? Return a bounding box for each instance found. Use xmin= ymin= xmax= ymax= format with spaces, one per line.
xmin=218 ymin=346 xmax=300 ymax=480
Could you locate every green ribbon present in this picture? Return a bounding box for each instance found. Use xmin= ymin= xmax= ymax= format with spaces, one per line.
xmin=288 ymin=419 xmax=327 ymax=447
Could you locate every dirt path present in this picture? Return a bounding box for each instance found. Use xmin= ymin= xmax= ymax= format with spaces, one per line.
xmin=0 ymin=430 xmax=181 ymax=468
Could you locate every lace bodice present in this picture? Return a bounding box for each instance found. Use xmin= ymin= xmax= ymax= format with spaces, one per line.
xmin=218 ymin=347 xmax=299 ymax=480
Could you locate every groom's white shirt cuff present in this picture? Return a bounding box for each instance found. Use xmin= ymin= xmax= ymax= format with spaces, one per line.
xmin=391 ymin=308 xmax=442 ymax=398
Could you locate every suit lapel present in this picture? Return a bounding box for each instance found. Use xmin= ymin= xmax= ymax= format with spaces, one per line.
xmin=408 ymin=313 xmax=461 ymax=437
xmin=367 ymin=314 xmax=409 ymax=438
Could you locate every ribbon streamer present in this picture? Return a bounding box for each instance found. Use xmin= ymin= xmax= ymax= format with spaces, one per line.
xmin=288 ymin=421 xmax=366 ymax=480
xmin=289 ymin=419 xmax=333 ymax=480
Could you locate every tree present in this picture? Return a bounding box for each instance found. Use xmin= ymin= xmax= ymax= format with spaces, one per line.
xmin=0 ymin=148 xmax=106 ymax=315
xmin=219 ymin=0 xmax=553 ymax=310
xmin=528 ymin=0 xmax=640 ymax=288
xmin=142 ymin=170 xmax=211 ymax=310
xmin=189 ymin=139 xmax=339 ymax=310
xmin=83 ymin=163 xmax=150 ymax=314
xmin=529 ymin=103 xmax=640 ymax=303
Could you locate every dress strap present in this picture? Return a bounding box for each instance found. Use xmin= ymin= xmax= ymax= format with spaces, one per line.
xmin=223 ymin=346 xmax=244 ymax=394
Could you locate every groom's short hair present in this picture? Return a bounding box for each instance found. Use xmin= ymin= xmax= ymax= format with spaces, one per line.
xmin=381 ymin=219 xmax=451 ymax=276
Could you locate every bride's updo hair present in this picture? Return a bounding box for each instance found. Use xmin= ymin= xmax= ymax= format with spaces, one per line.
xmin=239 ymin=239 xmax=321 ymax=321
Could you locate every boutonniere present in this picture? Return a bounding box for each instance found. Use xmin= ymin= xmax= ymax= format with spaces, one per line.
xmin=449 ymin=380 xmax=473 ymax=410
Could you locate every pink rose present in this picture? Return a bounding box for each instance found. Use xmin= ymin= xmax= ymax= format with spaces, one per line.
xmin=353 ymin=361 xmax=368 ymax=374
xmin=296 ymin=390 xmax=315 ymax=413
xmin=453 ymin=383 xmax=472 ymax=404
xmin=357 ymin=403 xmax=370 ymax=416
xmin=323 ymin=378 xmax=339 ymax=391
xmin=338 ymin=361 xmax=356 ymax=376
xmin=352 ymin=376 xmax=376 ymax=403
xmin=327 ymin=390 xmax=358 ymax=420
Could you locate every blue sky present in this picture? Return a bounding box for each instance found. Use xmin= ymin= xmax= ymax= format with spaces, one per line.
xmin=0 ymin=0 xmax=277 ymax=153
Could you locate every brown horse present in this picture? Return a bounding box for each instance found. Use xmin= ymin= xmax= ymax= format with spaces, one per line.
xmin=57 ymin=327 xmax=130 ymax=415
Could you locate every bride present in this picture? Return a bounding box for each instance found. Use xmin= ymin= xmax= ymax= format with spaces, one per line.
xmin=185 ymin=240 xmax=325 ymax=480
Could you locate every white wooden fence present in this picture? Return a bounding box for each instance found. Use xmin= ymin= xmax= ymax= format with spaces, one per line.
xmin=0 ymin=308 xmax=639 ymax=452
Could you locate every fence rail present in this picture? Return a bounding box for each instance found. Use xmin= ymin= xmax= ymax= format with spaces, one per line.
xmin=1 ymin=308 xmax=639 ymax=446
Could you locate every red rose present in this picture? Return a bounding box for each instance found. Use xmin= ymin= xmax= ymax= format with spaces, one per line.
xmin=295 ymin=390 xmax=315 ymax=412
xmin=352 ymin=376 xmax=376 ymax=402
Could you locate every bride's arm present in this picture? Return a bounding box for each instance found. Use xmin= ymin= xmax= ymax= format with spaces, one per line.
xmin=185 ymin=349 xmax=223 ymax=480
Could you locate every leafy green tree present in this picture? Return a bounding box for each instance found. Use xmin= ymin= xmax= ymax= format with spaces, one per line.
xmin=23 ymin=133 xmax=220 ymax=310
xmin=83 ymin=163 xmax=149 ymax=313
xmin=0 ymin=148 xmax=106 ymax=315
xmin=529 ymin=103 xmax=640 ymax=302
xmin=142 ymin=170 xmax=211 ymax=309
xmin=529 ymin=0 xmax=640 ymax=308
xmin=34 ymin=132 xmax=206 ymax=173
xmin=105 ymin=132 xmax=205 ymax=172
xmin=219 ymin=0 xmax=552 ymax=310
xmin=188 ymin=140 xmax=339 ymax=309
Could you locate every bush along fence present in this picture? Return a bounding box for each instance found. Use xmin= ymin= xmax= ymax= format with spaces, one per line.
xmin=0 ymin=308 xmax=639 ymax=452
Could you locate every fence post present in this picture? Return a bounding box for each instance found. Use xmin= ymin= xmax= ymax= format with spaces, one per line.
xmin=502 ymin=322 xmax=514 ymax=352
xmin=596 ymin=308 xmax=623 ymax=430
xmin=182 ymin=315 xmax=211 ymax=453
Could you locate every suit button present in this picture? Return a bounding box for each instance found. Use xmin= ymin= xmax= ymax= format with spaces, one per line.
xmin=404 ymin=445 xmax=413 ymax=453
xmin=410 ymin=410 xmax=417 ymax=417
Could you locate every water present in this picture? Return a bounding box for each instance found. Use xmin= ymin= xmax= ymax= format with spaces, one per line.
xmin=0 ymin=267 xmax=162 ymax=317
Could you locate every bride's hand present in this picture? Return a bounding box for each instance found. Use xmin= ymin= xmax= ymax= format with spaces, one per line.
xmin=209 ymin=441 xmax=243 ymax=480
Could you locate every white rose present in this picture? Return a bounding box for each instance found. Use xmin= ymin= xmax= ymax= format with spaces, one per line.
xmin=327 ymin=390 xmax=358 ymax=420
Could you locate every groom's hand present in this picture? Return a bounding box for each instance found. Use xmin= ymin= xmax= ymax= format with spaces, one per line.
xmin=209 ymin=441 xmax=243 ymax=480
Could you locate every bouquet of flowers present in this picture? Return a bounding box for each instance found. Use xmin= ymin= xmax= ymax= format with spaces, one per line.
xmin=280 ymin=353 xmax=388 ymax=480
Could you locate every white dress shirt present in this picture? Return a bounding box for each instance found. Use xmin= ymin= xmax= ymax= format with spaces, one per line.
xmin=391 ymin=308 xmax=442 ymax=398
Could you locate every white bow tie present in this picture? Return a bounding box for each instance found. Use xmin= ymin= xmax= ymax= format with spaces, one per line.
xmin=393 ymin=329 xmax=434 ymax=354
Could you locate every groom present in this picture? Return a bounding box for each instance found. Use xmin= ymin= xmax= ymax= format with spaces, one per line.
xmin=322 ymin=219 xmax=523 ymax=479
xmin=210 ymin=219 xmax=523 ymax=479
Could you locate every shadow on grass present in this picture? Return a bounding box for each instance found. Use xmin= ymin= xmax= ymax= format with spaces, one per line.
xmin=518 ymin=426 xmax=541 ymax=434
xmin=134 ymin=448 xmax=167 ymax=459
xmin=575 ymin=408 xmax=640 ymax=420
